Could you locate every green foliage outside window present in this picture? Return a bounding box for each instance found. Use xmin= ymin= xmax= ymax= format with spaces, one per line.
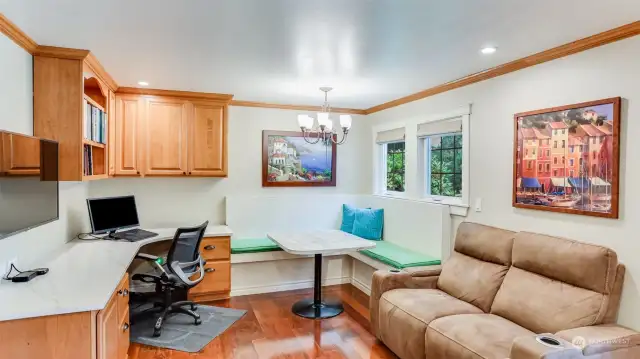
xmin=430 ymin=134 xmax=462 ymax=197
xmin=386 ymin=142 xmax=405 ymax=192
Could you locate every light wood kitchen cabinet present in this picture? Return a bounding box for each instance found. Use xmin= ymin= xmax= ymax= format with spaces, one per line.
xmin=115 ymin=94 xmax=143 ymax=176
xmin=111 ymin=90 xmax=230 ymax=178
xmin=188 ymin=101 xmax=227 ymax=176
xmin=142 ymin=97 xmax=189 ymax=176
xmin=1 ymin=133 xmax=41 ymax=176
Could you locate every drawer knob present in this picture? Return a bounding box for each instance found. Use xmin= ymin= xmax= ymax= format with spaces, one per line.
xmin=123 ymin=323 xmax=130 ymax=331
xmin=205 ymin=268 xmax=216 ymax=273
xmin=204 ymin=245 xmax=216 ymax=250
xmin=118 ymin=289 xmax=129 ymax=297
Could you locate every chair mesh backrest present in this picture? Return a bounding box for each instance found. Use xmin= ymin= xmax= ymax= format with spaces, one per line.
xmin=167 ymin=221 xmax=209 ymax=274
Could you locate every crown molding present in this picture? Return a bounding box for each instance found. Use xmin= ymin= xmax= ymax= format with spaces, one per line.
xmin=365 ymin=20 xmax=640 ymax=115
xmin=33 ymin=45 xmax=90 ymax=60
xmin=0 ymin=13 xmax=37 ymax=53
xmin=229 ymin=100 xmax=367 ymax=115
xmin=84 ymin=52 xmax=119 ymax=92
xmin=117 ymin=87 xmax=234 ymax=103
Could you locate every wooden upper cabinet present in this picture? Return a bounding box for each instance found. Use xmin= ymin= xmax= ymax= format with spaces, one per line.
xmin=142 ymin=97 xmax=189 ymax=176
xmin=108 ymin=91 xmax=117 ymax=176
xmin=1 ymin=133 xmax=41 ymax=176
xmin=115 ymin=94 xmax=142 ymax=176
xmin=188 ymin=101 xmax=227 ymax=177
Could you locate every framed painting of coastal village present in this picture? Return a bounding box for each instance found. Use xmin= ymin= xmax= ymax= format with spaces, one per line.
xmin=262 ymin=130 xmax=337 ymax=187
xmin=512 ymin=97 xmax=621 ymax=218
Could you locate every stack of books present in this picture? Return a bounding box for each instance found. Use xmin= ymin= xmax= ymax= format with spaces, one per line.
xmin=83 ymin=145 xmax=93 ymax=176
xmin=83 ymin=99 xmax=108 ymax=143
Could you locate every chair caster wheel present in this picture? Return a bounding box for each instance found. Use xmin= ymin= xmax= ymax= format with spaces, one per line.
xmin=195 ymin=318 xmax=202 ymax=325
xmin=153 ymin=328 xmax=162 ymax=337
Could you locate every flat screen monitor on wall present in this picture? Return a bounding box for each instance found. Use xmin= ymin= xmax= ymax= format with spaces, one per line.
xmin=0 ymin=131 xmax=59 ymax=240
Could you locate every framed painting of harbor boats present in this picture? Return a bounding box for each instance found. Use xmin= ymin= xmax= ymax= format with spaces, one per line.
xmin=262 ymin=130 xmax=337 ymax=187
xmin=512 ymin=97 xmax=621 ymax=218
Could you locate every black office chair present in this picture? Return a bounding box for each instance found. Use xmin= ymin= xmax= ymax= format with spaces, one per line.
xmin=130 ymin=221 xmax=209 ymax=337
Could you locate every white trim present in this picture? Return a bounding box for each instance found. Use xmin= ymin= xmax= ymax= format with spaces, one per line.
xmin=231 ymin=276 xmax=352 ymax=297
xmin=350 ymin=276 xmax=371 ymax=296
xmin=231 ymin=251 xmax=314 ymax=264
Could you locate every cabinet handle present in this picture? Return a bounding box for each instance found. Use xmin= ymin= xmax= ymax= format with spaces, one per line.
xmin=204 ymin=245 xmax=216 ymax=250
xmin=136 ymin=171 xmax=140 ymax=175
xmin=123 ymin=323 xmax=130 ymax=331
xmin=118 ymin=289 xmax=129 ymax=297
xmin=205 ymin=268 xmax=216 ymax=273
xmin=183 ymin=171 xmax=186 ymax=175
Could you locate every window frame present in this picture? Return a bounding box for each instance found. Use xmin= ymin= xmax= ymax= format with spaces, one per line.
xmin=423 ymin=133 xmax=463 ymax=200
xmin=380 ymin=140 xmax=406 ymax=195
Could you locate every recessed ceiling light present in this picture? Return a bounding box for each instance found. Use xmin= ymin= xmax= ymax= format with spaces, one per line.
xmin=138 ymin=81 xmax=149 ymax=86
xmin=480 ymin=46 xmax=497 ymax=55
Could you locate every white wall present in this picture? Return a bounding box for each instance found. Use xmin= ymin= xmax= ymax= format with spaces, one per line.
xmin=88 ymin=106 xmax=372 ymax=227
xmin=0 ymin=34 xmax=90 ymax=270
xmin=367 ymin=36 xmax=640 ymax=329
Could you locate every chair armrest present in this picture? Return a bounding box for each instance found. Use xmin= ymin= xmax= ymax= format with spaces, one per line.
xmin=370 ymin=268 xmax=440 ymax=339
xmin=555 ymin=324 xmax=640 ymax=356
xmin=136 ymin=253 xmax=159 ymax=261
xmin=403 ymin=265 xmax=442 ymax=277
xmin=510 ymin=335 xmax=581 ymax=359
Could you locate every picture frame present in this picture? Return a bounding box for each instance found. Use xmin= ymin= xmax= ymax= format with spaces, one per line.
xmin=262 ymin=130 xmax=337 ymax=187
xmin=512 ymin=97 xmax=621 ymax=218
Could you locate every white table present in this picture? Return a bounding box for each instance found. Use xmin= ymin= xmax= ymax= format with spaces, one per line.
xmin=267 ymin=230 xmax=376 ymax=319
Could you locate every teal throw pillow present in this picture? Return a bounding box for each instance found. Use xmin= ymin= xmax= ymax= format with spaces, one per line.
xmin=340 ymin=204 xmax=358 ymax=233
xmin=352 ymin=208 xmax=384 ymax=240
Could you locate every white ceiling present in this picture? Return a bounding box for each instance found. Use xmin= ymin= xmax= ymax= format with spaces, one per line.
xmin=1 ymin=0 xmax=639 ymax=109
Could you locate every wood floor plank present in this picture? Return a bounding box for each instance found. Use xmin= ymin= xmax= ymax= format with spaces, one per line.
xmin=129 ymin=284 xmax=396 ymax=359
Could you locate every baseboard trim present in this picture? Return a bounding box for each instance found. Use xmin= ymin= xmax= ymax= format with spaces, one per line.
xmin=350 ymin=276 xmax=371 ymax=296
xmin=230 ymin=276 xmax=352 ymax=297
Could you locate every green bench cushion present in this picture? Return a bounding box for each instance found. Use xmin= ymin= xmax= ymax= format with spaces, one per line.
xmin=360 ymin=240 xmax=441 ymax=269
xmin=231 ymin=238 xmax=283 ymax=254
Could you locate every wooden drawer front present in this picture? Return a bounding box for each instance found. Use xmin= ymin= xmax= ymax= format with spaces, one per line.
xmin=199 ymin=237 xmax=230 ymax=261
xmin=116 ymin=275 xmax=129 ymax=324
xmin=189 ymin=261 xmax=230 ymax=295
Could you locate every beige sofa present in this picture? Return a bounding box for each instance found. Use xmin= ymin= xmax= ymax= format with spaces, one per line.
xmin=371 ymin=222 xmax=640 ymax=359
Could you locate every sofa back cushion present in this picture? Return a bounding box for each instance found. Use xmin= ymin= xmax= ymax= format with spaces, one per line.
xmin=490 ymin=232 xmax=619 ymax=333
xmin=437 ymin=223 xmax=515 ymax=312
xmin=511 ymin=232 xmax=618 ymax=294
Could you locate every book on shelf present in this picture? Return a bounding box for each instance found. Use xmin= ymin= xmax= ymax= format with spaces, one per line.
xmin=84 ymin=101 xmax=107 ymax=144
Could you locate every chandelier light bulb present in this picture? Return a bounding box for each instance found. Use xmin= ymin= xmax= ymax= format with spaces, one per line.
xmin=317 ymin=112 xmax=330 ymax=127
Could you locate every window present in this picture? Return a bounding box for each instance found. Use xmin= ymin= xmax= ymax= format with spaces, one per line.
xmin=562 ymin=140 xmax=566 ymax=148
xmin=533 ymin=148 xmax=536 ymax=155
xmin=546 ymin=150 xmax=550 ymax=157
xmin=562 ymin=156 xmax=565 ymax=164
xmin=527 ymin=161 xmax=532 ymax=170
xmin=385 ymin=142 xmax=405 ymax=192
xmin=538 ymin=163 xmax=543 ymax=172
xmin=593 ymin=152 xmax=596 ymax=160
xmin=553 ymin=130 xmax=557 ymax=135
xmin=426 ymin=134 xmax=462 ymax=197
xmin=570 ymin=170 xmax=574 ymax=177
xmin=600 ymin=137 xmax=604 ymax=144
xmin=546 ymin=164 xmax=550 ymax=171
xmin=525 ymin=149 xmax=529 ymax=156
xmin=554 ymin=141 xmax=558 ymax=148
xmin=570 ymin=146 xmax=574 ymax=153
xmin=554 ymin=157 xmax=558 ymax=165
xmin=554 ymin=169 xmax=558 ymax=176
xmin=580 ymin=157 xmax=583 ymax=166
xmin=593 ymin=138 xmax=596 ymax=144
xmin=569 ymin=159 xmax=574 ymax=166
xmin=562 ymin=129 xmax=566 ymax=134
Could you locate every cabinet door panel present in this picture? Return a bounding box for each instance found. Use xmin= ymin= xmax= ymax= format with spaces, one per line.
xmin=97 ymin=294 xmax=119 ymax=359
xmin=188 ymin=101 xmax=227 ymax=176
xmin=2 ymin=133 xmax=41 ymax=176
xmin=188 ymin=260 xmax=230 ymax=295
xmin=108 ymin=91 xmax=116 ymax=176
xmin=143 ymin=98 xmax=188 ymax=176
xmin=115 ymin=95 xmax=142 ymax=176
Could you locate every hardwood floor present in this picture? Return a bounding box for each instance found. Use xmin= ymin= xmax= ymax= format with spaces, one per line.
xmin=128 ymin=284 xmax=397 ymax=359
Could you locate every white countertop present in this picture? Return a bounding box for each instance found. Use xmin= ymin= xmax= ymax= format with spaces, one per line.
xmin=267 ymin=229 xmax=376 ymax=255
xmin=0 ymin=226 xmax=232 ymax=322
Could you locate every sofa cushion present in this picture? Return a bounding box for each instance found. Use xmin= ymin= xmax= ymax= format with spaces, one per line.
xmin=360 ymin=241 xmax=441 ymax=269
xmin=454 ymin=222 xmax=515 ymax=265
xmin=491 ymin=267 xmax=606 ymax=333
xmin=378 ymin=289 xmax=483 ymax=359
xmin=512 ymin=232 xmax=618 ymax=294
xmin=426 ymin=314 xmax=534 ymax=359
xmin=437 ymin=252 xmax=508 ymax=312
xmin=230 ymin=238 xmax=282 ymax=254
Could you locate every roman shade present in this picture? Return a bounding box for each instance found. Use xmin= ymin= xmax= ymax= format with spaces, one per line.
xmin=376 ymin=128 xmax=405 ymax=144
xmin=417 ymin=117 xmax=462 ymax=138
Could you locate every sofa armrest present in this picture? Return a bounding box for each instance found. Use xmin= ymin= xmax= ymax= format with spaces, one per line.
xmin=403 ymin=265 xmax=442 ymax=277
xmin=510 ymin=335 xmax=582 ymax=359
xmin=555 ymin=324 xmax=640 ymax=356
xmin=370 ymin=268 xmax=440 ymax=338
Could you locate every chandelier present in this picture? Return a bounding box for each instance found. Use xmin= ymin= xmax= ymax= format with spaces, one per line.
xmin=297 ymin=87 xmax=352 ymax=145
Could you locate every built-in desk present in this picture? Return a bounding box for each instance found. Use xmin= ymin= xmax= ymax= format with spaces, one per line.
xmin=0 ymin=225 xmax=232 ymax=359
